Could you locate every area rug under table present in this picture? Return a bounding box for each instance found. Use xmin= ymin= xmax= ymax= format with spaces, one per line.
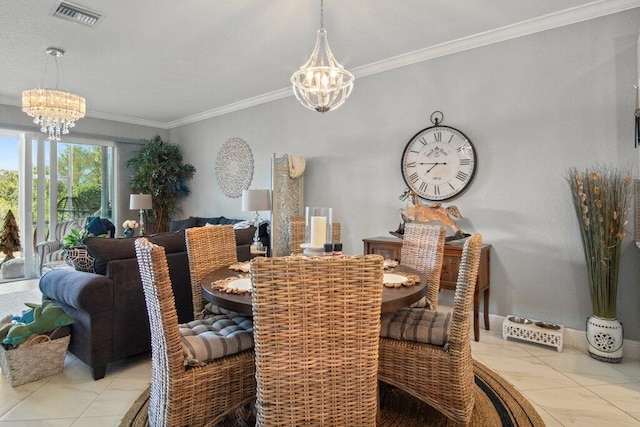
xmin=120 ymin=360 xmax=544 ymax=426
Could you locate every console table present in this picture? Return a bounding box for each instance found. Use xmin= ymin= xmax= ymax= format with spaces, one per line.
xmin=363 ymin=236 xmax=491 ymax=342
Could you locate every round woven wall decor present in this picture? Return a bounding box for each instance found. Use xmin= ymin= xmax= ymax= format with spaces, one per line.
xmin=215 ymin=137 xmax=254 ymax=198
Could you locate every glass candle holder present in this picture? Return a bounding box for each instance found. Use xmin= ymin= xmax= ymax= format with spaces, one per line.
xmin=304 ymin=207 xmax=333 ymax=255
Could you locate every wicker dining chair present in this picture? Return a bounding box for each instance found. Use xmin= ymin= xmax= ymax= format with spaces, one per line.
xmin=378 ymin=233 xmax=483 ymax=425
xmin=251 ymin=255 xmax=385 ymax=426
xmin=400 ymin=222 xmax=446 ymax=310
xmin=135 ymin=238 xmax=256 ymax=427
xmin=185 ymin=225 xmax=239 ymax=318
xmin=289 ymin=215 xmax=341 ymax=255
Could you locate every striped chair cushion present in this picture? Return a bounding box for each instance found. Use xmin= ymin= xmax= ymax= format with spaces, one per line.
xmin=203 ymin=302 xmax=249 ymax=318
xmin=380 ymin=308 xmax=451 ymax=346
xmin=179 ymin=314 xmax=254 ymax=366
xmin=409 ymin=296 xmax=433 ymax=310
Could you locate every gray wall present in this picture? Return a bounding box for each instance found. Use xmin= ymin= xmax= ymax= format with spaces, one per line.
xmin=170 ymin=10 xmax=640 ymax=339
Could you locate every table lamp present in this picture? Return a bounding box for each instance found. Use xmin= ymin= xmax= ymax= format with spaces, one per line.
xmin=130 ymin=194 xmax=152 ymax=236
xmin=241 ymin=189 xmax=271 ymax=252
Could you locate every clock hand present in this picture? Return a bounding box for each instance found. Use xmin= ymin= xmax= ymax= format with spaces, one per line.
xmin=424 ymin=162 xmax=447 ymax=173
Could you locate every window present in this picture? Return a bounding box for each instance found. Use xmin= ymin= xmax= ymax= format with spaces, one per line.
xmin=0 ymin=129 xmax=115 ymax=279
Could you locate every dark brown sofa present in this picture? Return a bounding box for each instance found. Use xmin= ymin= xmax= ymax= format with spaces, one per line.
xmin=39 ymin=218 xmax=268 ymax=380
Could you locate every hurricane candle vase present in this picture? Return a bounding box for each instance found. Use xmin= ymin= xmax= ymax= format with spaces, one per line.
xmin=303 ymin=207 xmax=333 ymax=256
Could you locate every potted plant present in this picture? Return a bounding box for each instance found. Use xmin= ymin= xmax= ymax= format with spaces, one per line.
xmin=62 ymin=228 xmax=94 ymax=273
xmin=567 ymin=164 xmax=632 ymax=362
xmin=126 ymin=135 xmax=196 ymax=234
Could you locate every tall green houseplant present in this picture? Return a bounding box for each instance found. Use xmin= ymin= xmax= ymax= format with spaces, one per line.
xmin=567 ymin=164 xmax=631 ymax=362
xmin=127 ymin=135 xmax=196 ymax=234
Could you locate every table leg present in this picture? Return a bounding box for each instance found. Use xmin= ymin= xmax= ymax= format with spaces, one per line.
xmin=483 ymin=287 xmax=490 ymax=331
xmin=473 ymin=292 xmax=480 ymax=342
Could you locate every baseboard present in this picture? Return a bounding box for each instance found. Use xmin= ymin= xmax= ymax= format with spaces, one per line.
xmin=484 ymin=313 xmax=640 ymax=361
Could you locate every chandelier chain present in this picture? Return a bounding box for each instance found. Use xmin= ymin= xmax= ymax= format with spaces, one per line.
xmin=54 ymin=55 xmax=64 ymax=90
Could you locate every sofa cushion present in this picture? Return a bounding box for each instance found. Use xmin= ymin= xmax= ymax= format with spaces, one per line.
xmin=170 ymin=217 xmax=198 ymax=232
xmin=86 ymin=230 xmax=187 ymax=275
xmin=217 ymin=216 xmax=241 ymax=225
xmin=85 ymin=236 xmax=136 ymax=275
xmin=234 ymin=227 xmax=257 ymax=245
xmin=192 ymin=216 xmax=222 ymax=227
xmin=148 ymin=230 xmax=186 ymax=254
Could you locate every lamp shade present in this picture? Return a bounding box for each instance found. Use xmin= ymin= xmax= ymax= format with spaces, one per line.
xmin=242 ymin=189 xmax=271 ymax=212
xmin=130 ymin=194 xmax=152 ymax=210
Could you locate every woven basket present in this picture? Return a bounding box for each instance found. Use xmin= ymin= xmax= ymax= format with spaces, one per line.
xmin=0 ymin=334 xmax=70 ymax=386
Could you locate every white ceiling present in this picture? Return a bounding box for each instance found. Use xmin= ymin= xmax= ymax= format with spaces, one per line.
xmin=1 ymin=0 xmax=638 ymax=128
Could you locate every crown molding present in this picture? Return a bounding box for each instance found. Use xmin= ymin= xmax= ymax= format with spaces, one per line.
xmin=355 ymin=0 xmax=640 ymax=79
xmin=169 ymin=0 xmax=640 ymax=128
xmin=0 ymin=95 xmax=168 ymax=129
xmin=3 ymin=0 xmax=639 ymax=129
xmin=0 ymin=96 xmax=19 ymax=108
xmin=165 ymin=88 xmax=291 ymax=128
xmin=87 ymin=111 xmax=168 ymax=129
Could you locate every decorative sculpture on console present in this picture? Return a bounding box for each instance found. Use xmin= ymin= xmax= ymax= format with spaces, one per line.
xmin=392 ymin=188 xmax=468 ymax=240
xmin=271 ymin=154 xmax=305 ymax=256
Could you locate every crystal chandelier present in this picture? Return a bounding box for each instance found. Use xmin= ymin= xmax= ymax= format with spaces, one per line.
xmin=22 ymin=48 xmax=86 ymax=141
xmin=291 ymin=0 xmax=354 ymax=113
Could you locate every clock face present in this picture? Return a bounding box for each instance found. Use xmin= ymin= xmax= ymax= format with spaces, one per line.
xmin=401 ymin=125 xmax=476 ymax=201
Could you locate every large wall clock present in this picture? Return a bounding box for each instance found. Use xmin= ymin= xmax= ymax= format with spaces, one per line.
xmin=401 ymin=112 xmax=477 ymax=201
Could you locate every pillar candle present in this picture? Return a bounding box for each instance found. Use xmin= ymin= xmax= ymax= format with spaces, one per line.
xmin=310 ymin=216 xmax=327 ymax=247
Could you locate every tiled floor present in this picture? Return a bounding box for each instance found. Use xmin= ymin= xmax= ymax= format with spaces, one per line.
xmin=1 ymin=281 xmax=639 ymax=426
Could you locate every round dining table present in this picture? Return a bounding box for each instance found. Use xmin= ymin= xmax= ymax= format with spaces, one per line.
xmin=201 ymin=263 xmax=427 ymax=316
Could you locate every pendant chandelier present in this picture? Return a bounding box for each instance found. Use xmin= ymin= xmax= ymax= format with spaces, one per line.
xmin=22 ymin=47 xmax=86 ymax=141
xmin=291 ymin=0 xmax=354 ymax=113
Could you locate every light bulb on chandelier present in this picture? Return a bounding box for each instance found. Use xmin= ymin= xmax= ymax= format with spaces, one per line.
xmin=22 ymin=47 xmax=86 ymax=141
xmin=291 ymin=0 xmax=354 ymax=113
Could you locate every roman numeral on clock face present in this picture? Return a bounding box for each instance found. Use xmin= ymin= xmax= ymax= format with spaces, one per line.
xmin=409 ymin=172 xmax=420 ymax=183
xmin=456 ymin=171 xmax=469 ymax=182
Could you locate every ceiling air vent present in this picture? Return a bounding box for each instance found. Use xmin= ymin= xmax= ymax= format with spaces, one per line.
xmin=52 ymin=2 xmax=102 ymax=27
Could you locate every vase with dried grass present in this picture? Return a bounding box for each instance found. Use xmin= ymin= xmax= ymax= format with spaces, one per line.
xmin=567 ymin=164 xmax=631 ymax=363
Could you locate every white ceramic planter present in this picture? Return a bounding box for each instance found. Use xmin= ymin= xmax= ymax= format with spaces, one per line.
xmin=586 ymin=316 xmax=623 ymax=363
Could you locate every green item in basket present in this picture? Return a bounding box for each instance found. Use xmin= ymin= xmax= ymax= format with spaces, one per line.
xmin=2 ymin=301 xmax=74 ymax=346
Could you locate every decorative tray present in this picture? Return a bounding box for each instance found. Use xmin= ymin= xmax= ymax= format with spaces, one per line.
xmin=213 ymin=277 xmax=252 ymax=294
xmin=383 ymin=272 xmax=420 ymax=288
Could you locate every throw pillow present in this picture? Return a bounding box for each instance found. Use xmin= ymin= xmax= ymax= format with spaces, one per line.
xmin=85 ymin=216 xmax=108 ymax=237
